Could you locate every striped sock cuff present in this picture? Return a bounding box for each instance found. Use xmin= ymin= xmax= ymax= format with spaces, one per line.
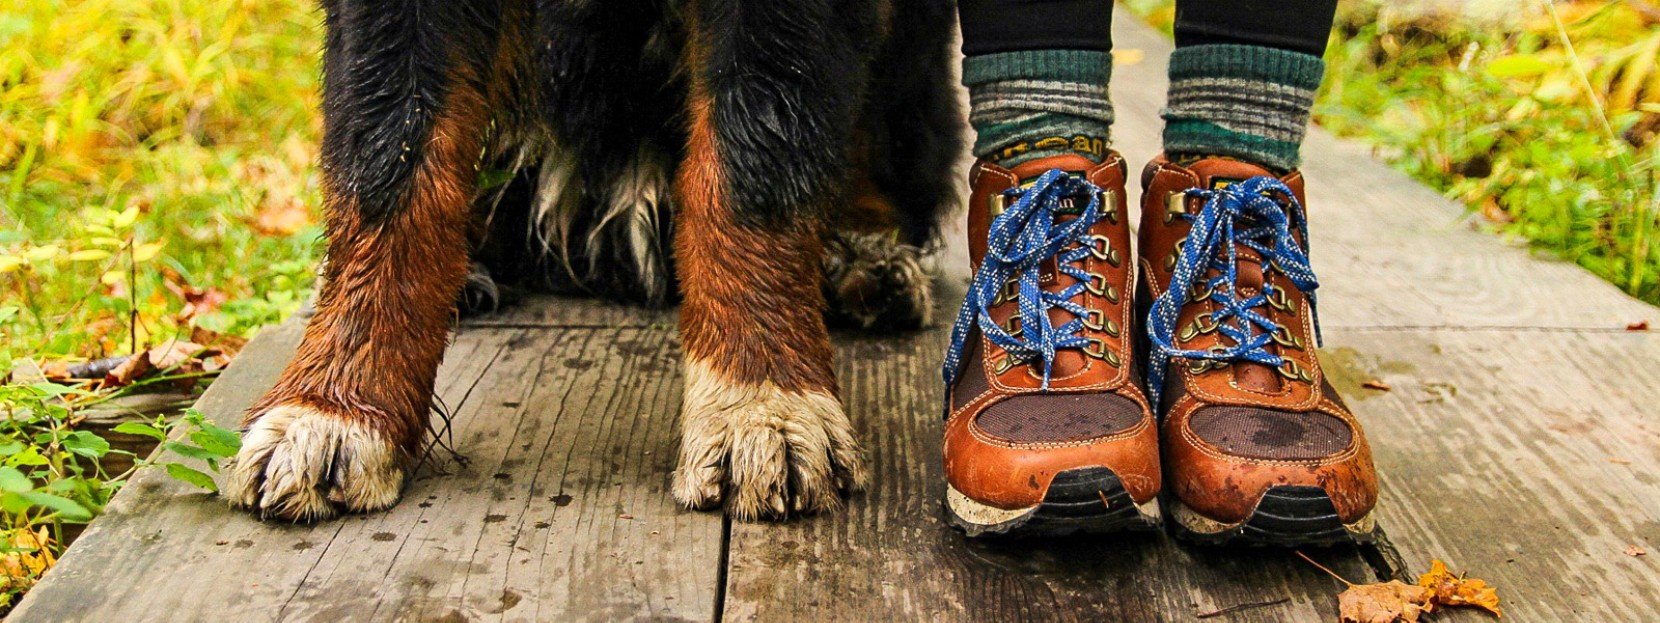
xmin=964 ymin=50 xmax=1114 ymax=166
xmin=1161 ymin=44 xmax=1324 ymax=171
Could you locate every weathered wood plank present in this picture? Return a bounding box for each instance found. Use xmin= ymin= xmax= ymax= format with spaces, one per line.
xmin=722 ymin=329 xmax=1382 ymax=622
xmin=12 ymin=316 xmax=722 ymax=622
xmin=724 ymin=13 xmax=1660 ymax=621
xmin=461 ymin=294 xmax=675 ymax=330
xmin=1323 ymin=329 xmax=1660 ymax=621
xmin=19 ymin=8 xmax=1660 ymax=623
xmin=277 ymin=327 xmax=716 ymax=622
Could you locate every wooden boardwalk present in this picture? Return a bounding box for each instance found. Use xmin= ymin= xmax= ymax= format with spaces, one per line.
xmin=14 ymin=17 xmax=1660 ymax=622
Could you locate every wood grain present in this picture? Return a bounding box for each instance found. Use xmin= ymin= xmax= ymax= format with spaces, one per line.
xmin=11 ymin=321 xmax=722 ymax=622
xmin=722 ymin=330 xmax=1382 ymax=622
xmin=1323 ymin=329 xmax=1660 ymax=621
xmin=16 ymin=9 xmax=1660 ymax=623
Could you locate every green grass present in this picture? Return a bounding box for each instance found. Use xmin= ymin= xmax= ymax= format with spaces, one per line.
xmin=2 ymin=0 xmax=325 ymax=361
xmin=0 ymin=0 xmax=322 ymax=606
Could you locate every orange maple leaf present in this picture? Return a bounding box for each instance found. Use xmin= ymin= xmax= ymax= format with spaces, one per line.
xmin=1417 ymin=559 xmax=1502 ymax=617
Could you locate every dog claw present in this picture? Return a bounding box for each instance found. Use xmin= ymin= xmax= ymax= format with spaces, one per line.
xmin=673 ymin=360 xmax=866 ymax=521
xmin=225 ymin=404 xmax=407 ymax=522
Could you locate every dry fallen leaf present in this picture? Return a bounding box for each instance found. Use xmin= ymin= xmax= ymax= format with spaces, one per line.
xmin=1112 ymin=48 xmax=1145 ymax=66
xmin=1627 ymin=320 xmax=1650 ymax=331
xmin=40 ymin=360 xmax=73 ymax=382
xmin=191 ymin=326 xmax=247 ymax=358
xmin=1362 ymin=379 xmax=1392 ymax=391
xmin=164 ymin=275 xmax=229 ymax=325
xmin=1339 ymin=581 xmax=1432 ymax=623
xmin=252 ymin=198 xmax=313 ymax=236
xmin=1626 ymin=545 xmax=1648 ymax=557
xmin=104 ymin=340 xmax=210 ymax=387
xmin=1299 ymin=551 xmax=1431 ymax=623
xmin=0 ymin=527 xmax=57 ymax=596
xmin=1418 ymin=559 xmax=1502 ymax=617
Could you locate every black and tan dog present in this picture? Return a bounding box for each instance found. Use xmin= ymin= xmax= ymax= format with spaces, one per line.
xmin=225 ymin=0 xmax=963 ymax=521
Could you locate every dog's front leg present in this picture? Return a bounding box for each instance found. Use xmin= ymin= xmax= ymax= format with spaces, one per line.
xmin=225 ymin=1 xmax=501 ymax=521
xmin=671 ymin=0 xmax=879 ymax=519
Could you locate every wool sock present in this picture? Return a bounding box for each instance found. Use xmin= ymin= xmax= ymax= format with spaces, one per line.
xmin=963 ymin=49 xmax=1114 ymax=167
xmin=1161 ymin=44 xmax=1324 ymax=172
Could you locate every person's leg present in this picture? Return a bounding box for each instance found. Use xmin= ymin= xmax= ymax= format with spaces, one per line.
xmin=958 ymin=0 xmax=1115 ymax=165
xmin=1162 ymin=0 xmax=1337 ymax=171
xmin=1138 ymin=0 xmax=1380 ymax=546
xmin=944 ymin=1 xmax=1162 ymax=538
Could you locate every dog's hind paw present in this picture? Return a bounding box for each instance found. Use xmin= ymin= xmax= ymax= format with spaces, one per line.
xmin=822 ymin=231 xmax=933 ymax=331
xmin=225 ymin=404 xmax=407 ymax=522
xmin=672 ymin=360 xmax=868 ymax=520
xmin=457 ymin=261 xmax=503 ymax=317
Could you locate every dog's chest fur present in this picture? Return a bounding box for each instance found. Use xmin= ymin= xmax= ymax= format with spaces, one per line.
xmin=465 ymin=0 xmax=960 ymax=314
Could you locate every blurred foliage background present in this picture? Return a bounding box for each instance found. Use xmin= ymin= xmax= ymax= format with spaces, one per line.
xmin=0 ymin=0 xmax=320 ymax=608
xmin=0 ymin=0 xmax=1655 ymax=610
xmin=2 ymin=0 xmax=322 ymax=365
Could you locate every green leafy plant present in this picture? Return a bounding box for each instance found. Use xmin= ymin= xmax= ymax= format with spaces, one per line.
xmin=114 ymin=409 xmax=242 ymax=492
xmin=0 ymin=372 xmax=240 ymax=610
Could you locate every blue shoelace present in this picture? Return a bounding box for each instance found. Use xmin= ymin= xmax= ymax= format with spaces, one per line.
xmin=942 ymin=169 xmax=1105 ymax=402
xmin=1146 ymin=176 xmax=1321 ymax=411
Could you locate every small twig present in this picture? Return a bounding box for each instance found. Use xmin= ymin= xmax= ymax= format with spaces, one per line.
xmin=1197 ymin=597 xmax=1292 ymax=619
xmin=64 ymin=355 xmax=132 ymax=380
xmin=128 ymin=237 xmax=138 ymax=356
xmin=1296 ymin=550 xmax=1356 ymax=586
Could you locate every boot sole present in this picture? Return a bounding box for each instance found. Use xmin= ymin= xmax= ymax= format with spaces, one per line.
xmin=944 ymin=467 xmax=1161 ymax=538
xmin=1167 ymin=485 xmax=1376 ymax=547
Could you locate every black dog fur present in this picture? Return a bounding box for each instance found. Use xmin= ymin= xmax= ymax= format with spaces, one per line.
xmin=464 ymin=0 xmax=963 ymax=309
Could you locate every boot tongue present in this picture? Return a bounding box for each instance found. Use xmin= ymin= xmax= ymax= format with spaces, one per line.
xmin=1184 ymin=158 xmax=1285 ymax=393
xmin=1000 ymin=155 xmax=1102 ymax=379
xmin=997 ymin=155 xmax=1101 ymax=282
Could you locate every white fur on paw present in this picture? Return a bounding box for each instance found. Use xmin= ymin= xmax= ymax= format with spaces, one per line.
xmin=672 ymin=360 xmax=868 ymax=520
xmin=225 ymin=404 xmax=406 ymax=522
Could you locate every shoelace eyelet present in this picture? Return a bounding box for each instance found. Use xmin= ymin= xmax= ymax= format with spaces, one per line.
xmin=1187 ymin=346 xmax=1233 ymax=374
xmin=1100 ymin=190 xmax=1120 ymax=224
xmin=1164 ymin=192 xmax=1185 ymax=224
xmin=1081 ymin=309 xmax=1121 ymax=337
xmin=1178 ymin=313 xmax=1221 ymax=343
xmin=1145 ymin=176 xmax=1322 ymax=407
xmin=1271 ymin=325 xmax=1304 ymax=350
xmin=1084 ymin=234 xmax=1121 ymax=266
xmin=1083 ymin=272 xmax=1119 ymax=303
xmin=1277 ymin=358 xmax=1314 ymax=382
xmin=1081 ymin=337 xmax=1121 ymax=367
xmin=1266 ymin=287 xmax=1297 ymax=313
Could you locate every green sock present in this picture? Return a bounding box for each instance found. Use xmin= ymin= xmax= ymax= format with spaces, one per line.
xmin=1161 ymin=44 xmax=1325 ymax=172
xmin=963 ymin=49 xmax=1114 ymax=167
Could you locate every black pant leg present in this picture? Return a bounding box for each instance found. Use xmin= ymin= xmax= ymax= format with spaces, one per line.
xmin=958 ymin=0 xmax=1114 ymax=55
xmin=1173 ymin=0 xmax=1338 ymax=56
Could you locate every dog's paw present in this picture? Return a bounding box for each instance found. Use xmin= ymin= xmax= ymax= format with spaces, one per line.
xmin=822 ymin=231 xmax=933 ymax=331
xmin=672 ymin=361 xmax=868 ymax=520
xmin=225 ymin=403 xmax=407 ymax=522
xmin=457 ymin=261 xmax=503 ymax=317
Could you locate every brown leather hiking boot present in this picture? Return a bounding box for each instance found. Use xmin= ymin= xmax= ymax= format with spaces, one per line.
xmin=1137 ymin=155 xmax=1378 ymax=546
xmin=941 ymin=152 xmax=1161 ymax=537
